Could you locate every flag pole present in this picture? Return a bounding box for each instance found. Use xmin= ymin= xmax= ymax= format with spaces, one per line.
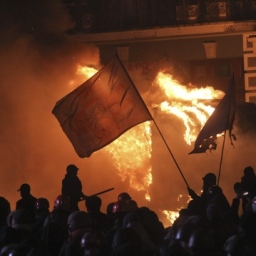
xmin=217 ymin=130 xmax=227 ymax=185
xmin=217 ymin=74 xmax=235 ymax=186
xmin=153 ymin=119 xmax=190 ymax=189
xmin=116 ymin=53 xmax=190 ymax=189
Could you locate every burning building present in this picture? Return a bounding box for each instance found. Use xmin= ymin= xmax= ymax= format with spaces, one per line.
xmin=1 ymin=0 xmax=256 ymax=227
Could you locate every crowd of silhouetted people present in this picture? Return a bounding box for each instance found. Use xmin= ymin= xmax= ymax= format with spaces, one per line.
xmin=1 ymin=165 xmax=256 ymax=255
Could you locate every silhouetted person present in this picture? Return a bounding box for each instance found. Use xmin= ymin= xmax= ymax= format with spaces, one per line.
xmin=62 ymin=164 xmax=87 ymax=211
xmin=207 ymin=185 xmax=230 ymax=218
xmin=0 ymin=197 xmax=14 ymax=251
xmin=40 ymin=195 xmax=71 ymax=255
xmin=16 ymin=184 xmax=37 ymax=219
xmin=81 ymin=230 xmax=111 ymax=256
xmin=58 ymin=211 xmax=92 ymax=256
xmin=85 ymin=196 xmax=109 ymax=232
xmin=188 ymin=172 xmax=217 ymax=216
xmin=240 ymin=166 xmax=256 ymax=212
xmin=0 ymin=197 xmax=11 ymax=227
xmin=32 ymin=198 xmax=50 ymax=234
xmin=230 ymin=182 xmax=244 ymax=224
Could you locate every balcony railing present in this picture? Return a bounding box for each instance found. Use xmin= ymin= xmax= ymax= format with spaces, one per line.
xmin=63 ymin=0 xmax=256 ymax=34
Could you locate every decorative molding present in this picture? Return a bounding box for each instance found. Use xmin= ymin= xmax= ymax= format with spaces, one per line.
xmin=243 ymin=32 xmax=256 ymax=52
xmin=203 ymin=41 xmax=217 ymax=59
xmin=245 ymin=92 xmax=256 ymax=103
xmin=244 ymin=53 xmax=256 ymax=71
xmin=245 ymin=72 xmax=256 ymax=90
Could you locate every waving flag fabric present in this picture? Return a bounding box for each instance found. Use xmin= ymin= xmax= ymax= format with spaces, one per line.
xmin=52 ymin=56 xmax=152 ymax=158
xmin=189 ymin=75 xmax=236 ymax=154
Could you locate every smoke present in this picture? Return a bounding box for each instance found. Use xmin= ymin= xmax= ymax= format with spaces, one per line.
xmin=0 ymin=0 xmax=103 ymax=211
xmin=1 ymin=1 xmax=256 ymax=228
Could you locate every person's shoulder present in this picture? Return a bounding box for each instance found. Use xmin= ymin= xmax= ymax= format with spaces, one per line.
xmin=16 ymin=198 xmax=23 ymax=204
xmin=29 ymin=194 xmax=37 ymax=201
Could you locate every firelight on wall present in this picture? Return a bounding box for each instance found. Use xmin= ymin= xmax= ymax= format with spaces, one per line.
xmin=203 ymin=41 xmax=217 ymax=59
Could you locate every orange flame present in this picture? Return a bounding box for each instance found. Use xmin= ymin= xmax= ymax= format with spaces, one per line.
xmin=162 ymin=210 xmax=180 ymax=226
xmin=73 ymin=65 xmax=152 ymax=200
xmin=104 ymin=122 xmax=152 ymax=199
xmin=153 ymin=72 xmax=224 ymax=145
xmin=162 ymin=194 xmax=192 ymax=226
xmin=73 ymin=64 xmax=225 ymax=223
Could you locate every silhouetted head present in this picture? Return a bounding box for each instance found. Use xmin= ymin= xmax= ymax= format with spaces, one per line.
xmin=17 ymin=183 xmax=30 ymax=193
xmin=35 ymin=198 xmax=50 ymax=214
xmin=54 ymin=194 xmax=71 ymax=211
xmin=203 ymin=173 xmax=216 ymax=184
xmin=86 ymin=196 xmax=102 ymax=212
xmin=112 ymin=200 xmax=128 ymax=214
xmin=12 ymin=209 xmax=33 ymax=229
xmin=66 ymin=164 xmax=79 ymax=175
xmin=202 ymin=173 xmax=216 ymax=191
xmin=243 ymin=166 xmax=255 ymax=176
xmin=67 ymin=211 xmax=92 ymax=233
xmin=81 ymin=230 xmax=108 ymax=256
xmin=17 ymin=183 xmax=31 ymax=198
xmin=118 ymin=192 xmax=132 ymax=202
xmin=251 ymin=196 xmax=256 ymax=213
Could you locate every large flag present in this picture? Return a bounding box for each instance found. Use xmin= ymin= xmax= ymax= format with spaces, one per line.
xmin=52 ymin=56 xmax=152 ymax=158
xmin=189 ymin=75 xmax=236 ymax=154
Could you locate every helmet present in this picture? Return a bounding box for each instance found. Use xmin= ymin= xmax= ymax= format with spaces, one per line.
xmin=252 ymin=196 xmax=256 ymax=213
xmin=112 ymin=201 xmax=127 ymax=213
xmin=118 ymin=192 xmax=132 ymax=202
xmin=12 ymin=209 xmax=33 ymax=227
xmin=66 ymin=164 xmax=79 ymax=174
xmin=67 ymin=211 xmax=92 ymax=232
xmin=224 ymin=234 xmax=255 ymax=255
xmin=35 ymin=198 xmax=50 ymax=211
xmin=126 ymin=200 xmax=138 ymax=211
xmin=54 ymin=195 xmax=71 ymax=210
xmin=202 ymin=173 xmax=216 ymax=184
xmin=81 ymin=230 xmax=107 ymax=251
xmin=188 ymin=228 xmax=213 ymax=253
xmin=175 ymin=222 xmax=196 ymax=243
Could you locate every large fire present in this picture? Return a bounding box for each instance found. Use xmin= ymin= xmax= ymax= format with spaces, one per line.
xmin=153 ymin=72 xmax=224 ymax=145
xmin=73 ymin=64 xmax=225 ymax=226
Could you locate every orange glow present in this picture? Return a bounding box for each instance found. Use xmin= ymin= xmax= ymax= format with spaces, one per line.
xmin=153 ymin=72 xmax=224 ymax=145
xmin=163 ymin=210 xmax=180 ymax=226
xmin=104 ymin=122 xmax=153 ymax=200
xmin=69 ymin=65 xmax=98 ymax=88
xmin=76 ymin=65 xmax=98 ymax=78
xmin=75 ymin=64 xmax=224 ymax=219
xmin=162 ymin=194 xmax=191 ymax=226
xmin=76 ymin=65 xmax=152 ymax=200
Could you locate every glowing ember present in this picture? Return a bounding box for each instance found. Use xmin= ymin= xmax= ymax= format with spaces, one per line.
xmin=153 ymin=72 xmax=224 ymax=145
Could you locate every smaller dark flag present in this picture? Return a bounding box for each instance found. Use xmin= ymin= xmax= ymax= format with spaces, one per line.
xmin=189 ymin=75 xmax=236 ymax=154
